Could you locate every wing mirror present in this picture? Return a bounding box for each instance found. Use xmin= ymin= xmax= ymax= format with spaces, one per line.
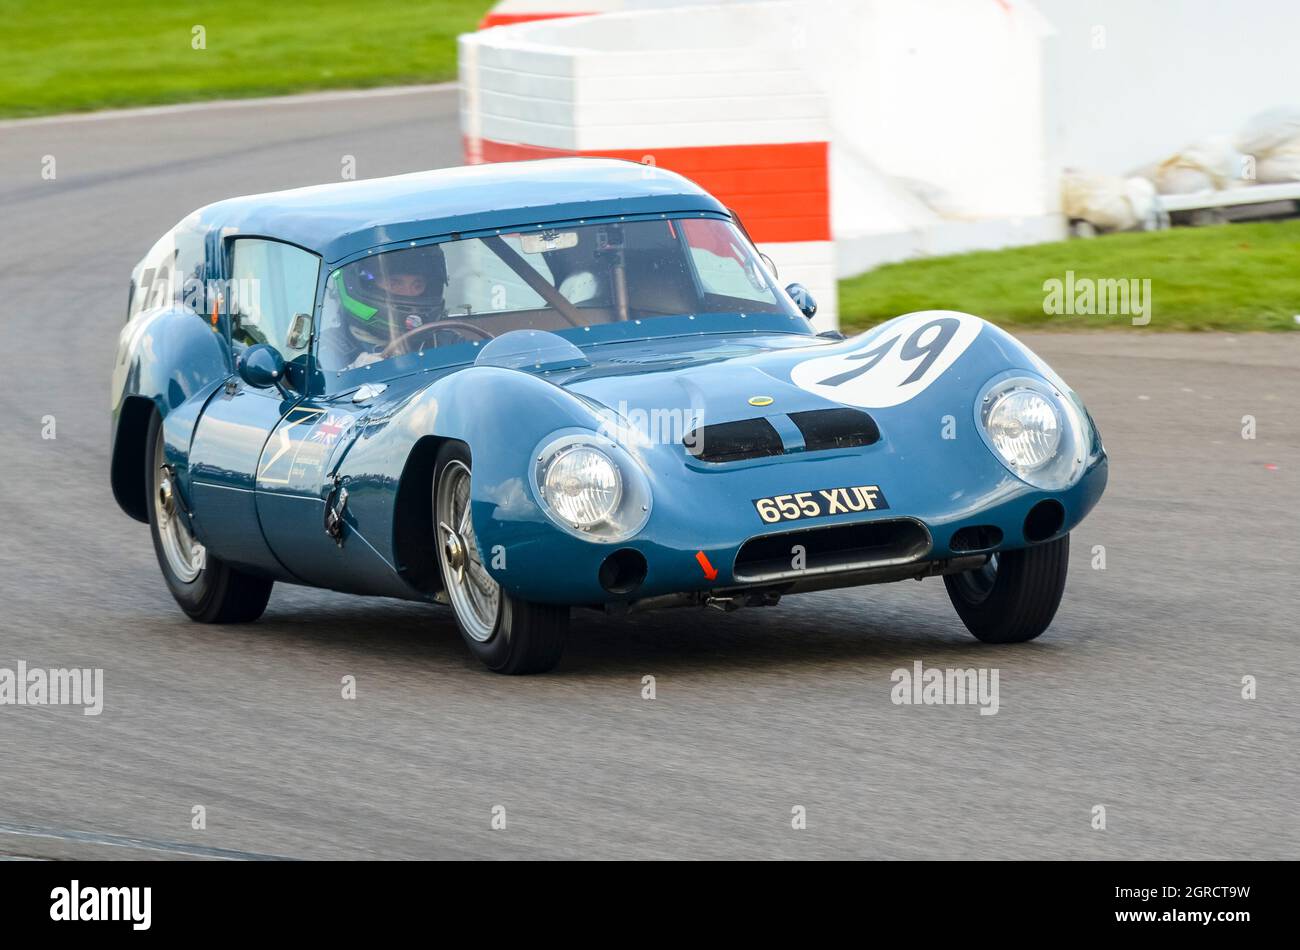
xmin=237 ymin=343 xmax=290 ymax=396
xmin=785 ymin=282 xmax=817 ymax=321
xmin=286 ymin=312 xmax=313 ymax=351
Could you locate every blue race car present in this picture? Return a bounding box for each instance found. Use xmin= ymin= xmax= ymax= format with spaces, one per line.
xmin=110 ymin=158 xmax=1107 ymax=674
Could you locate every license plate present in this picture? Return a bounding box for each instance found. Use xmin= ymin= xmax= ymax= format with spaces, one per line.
xmin=752 ymin=485 xmax=889 ymax=524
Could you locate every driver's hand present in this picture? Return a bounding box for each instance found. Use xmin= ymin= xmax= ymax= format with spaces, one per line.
xmin=346 ymin=351 xmax=384 ymax=371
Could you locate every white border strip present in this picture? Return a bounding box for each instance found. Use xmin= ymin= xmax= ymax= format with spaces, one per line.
xmin=0 ymin=819 xmax=295 ymax=861
xmin=0 ymin=82 xmax=459 ymax=130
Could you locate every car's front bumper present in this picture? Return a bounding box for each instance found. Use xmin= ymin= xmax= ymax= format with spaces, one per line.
xmin=474 ymin=442 xmax=1108 ymax=607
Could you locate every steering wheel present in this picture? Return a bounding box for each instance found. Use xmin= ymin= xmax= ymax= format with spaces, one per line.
xmin=381 ymin=319 xmax=494 ymax=358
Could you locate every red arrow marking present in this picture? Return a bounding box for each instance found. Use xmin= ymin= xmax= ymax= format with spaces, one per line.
xmin=695 ymin=550 xmax=718 ymax=581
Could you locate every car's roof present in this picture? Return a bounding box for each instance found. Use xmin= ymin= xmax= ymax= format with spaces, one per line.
xmin=192 ymin=158 xmax=729 ymax=264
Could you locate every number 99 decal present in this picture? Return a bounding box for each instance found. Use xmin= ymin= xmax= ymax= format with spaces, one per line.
xmin=789 ymin=310 xmax=984 ymax=408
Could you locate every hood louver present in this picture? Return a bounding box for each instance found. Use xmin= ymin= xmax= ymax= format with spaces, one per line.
xmin=684 ymin=408 xmax=880 ymax=462
xmin=788 ymin=408 xmax=880 ymax=451
xmin=684 ymin=418 xmax=784 ymax=463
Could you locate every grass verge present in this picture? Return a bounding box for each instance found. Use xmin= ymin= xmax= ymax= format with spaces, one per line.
xmin=838 ymin=221 xmax=1300 ymax=332
xmin=0 ymin=0 xmax=493 ymax=118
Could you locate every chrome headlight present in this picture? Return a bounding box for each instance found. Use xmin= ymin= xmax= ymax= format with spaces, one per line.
xmin=976 ymin=375 xmax=1088 ymax=490
xmin=987 ymin=389 xmax=1061 ymax=471
xmin=531 ymin=432 xmax=652 ymax=541
xmin=543 ymin=445 xmax=622 ymax=527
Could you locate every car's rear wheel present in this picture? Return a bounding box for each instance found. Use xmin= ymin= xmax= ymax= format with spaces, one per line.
xmin=944 ymin=535 xmax=1069 ymax=643
xmin=146 ymin=409 xmax=273 ymax=623
xmin=433 ymin=442 xmax=567 ymax=674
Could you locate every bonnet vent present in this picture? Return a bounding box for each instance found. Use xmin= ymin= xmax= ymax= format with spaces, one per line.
xmin=684 ymin=418 xmax=784 ymax=463
xmin=788 ymin=408 xmax=880 ymax=451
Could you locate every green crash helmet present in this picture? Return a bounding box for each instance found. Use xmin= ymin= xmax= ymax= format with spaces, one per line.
xmin=333 ymin=244 xmax=448 ymax=345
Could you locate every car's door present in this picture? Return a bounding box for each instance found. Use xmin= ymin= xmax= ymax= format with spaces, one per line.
xmin=251 ymin=247 xmax=453 ymax=600
xmin=187 ymin=238 xmax=319 ymax=578
xmin=253 ymin=381 xmax=383 ymax=595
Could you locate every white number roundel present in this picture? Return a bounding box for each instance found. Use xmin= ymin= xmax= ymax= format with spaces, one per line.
xmin=790 ymin=310 xmax=984 ymax=408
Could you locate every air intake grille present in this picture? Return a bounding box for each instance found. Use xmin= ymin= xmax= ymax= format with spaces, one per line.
xmin=788 ymin=408 xmax=880 ymax=451
xmin=684 ymin=418 xmax=784 ymax=463
xmin=734 ymin=519 xmax=931 ymax=583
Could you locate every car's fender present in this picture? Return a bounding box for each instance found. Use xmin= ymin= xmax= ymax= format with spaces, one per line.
xmin=326 ymin=364 xmax=605 ymax=594
xmin=109 ymin=306 xmax=231 ymax=521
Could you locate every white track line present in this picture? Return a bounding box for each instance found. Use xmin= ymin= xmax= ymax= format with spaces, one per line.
xmin=0 ymin=820 xmax=295 ymax=860
xmin=0 ymin=82 xmax=459 ymax=130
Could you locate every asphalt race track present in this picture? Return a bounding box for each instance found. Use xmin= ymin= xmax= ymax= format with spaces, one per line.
xmin=0 ymin=88 xmax=1296 ymax=860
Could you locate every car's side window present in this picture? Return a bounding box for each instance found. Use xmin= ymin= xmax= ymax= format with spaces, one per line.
xmin=128 ymin=216 xmax=209 ymax=322
xmin=228 ymin=238 xmax=321 ymax=361
xmin=129 ymin=233 xmax=174 ymax=320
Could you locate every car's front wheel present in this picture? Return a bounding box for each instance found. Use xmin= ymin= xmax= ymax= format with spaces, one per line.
xmin=944 ymin=535 xmax=1069 ymax=643
xmin=146 ymin=409 xmax=273 ymax=623
xmin=433 ymin=442 xmax=568 ymax=674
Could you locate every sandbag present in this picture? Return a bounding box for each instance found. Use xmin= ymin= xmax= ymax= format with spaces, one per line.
xmin=1148 ymin=136 xmax=1242 ymax=194
xmin=1236 ymin=107 xmax=1300 ymax=183
xmin=1061 ymin=170 xmax=1158 ymax=232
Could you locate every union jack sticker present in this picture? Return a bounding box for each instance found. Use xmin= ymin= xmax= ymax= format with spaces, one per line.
xmin=310 ymin=414 xmax=351 ymax=447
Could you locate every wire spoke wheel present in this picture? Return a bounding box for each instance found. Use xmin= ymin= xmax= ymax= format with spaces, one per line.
xmin=436 ymin=459 xmax=501 ymax=642
xmin=153 ymin=428 xmax=206 ymax=583
xmin=145 ymin=409 xmax=272 ymax=624
xmin=431 ymin=442 xmax=568 ymax=673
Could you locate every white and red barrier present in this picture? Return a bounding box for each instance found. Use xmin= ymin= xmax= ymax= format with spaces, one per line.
xmin=461 ymin=3 xmax=837 ymax=327
xmin=477 ymin=0 xmax=748 ymax=30
xmin=477 ymin=0 xmax=606 ymax=29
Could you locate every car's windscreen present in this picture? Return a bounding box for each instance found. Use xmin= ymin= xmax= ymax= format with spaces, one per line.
xmin=317 ymin=217 xmax=796 ymax=373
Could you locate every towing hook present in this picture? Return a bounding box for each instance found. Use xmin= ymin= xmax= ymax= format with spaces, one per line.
xmin=705 ymin=595 xmax=741 ymax=612
xmin=704 ymin=590 xmax=783 ymax=611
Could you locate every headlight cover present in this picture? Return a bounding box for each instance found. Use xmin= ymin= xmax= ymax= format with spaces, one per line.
xmin=544 ymin=445 xmax=622 ymax=527
xmin=975 ymin=374 xmax=1089 ymax=490
xmin=987 ymin=389 xmax=1060 ymax=471
xmin=531 ymin=432 xmax=652 ymax=542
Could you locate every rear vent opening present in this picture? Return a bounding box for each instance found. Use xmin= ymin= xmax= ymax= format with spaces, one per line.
xmin=950 ymin=525 xmax=1003 ymax=553
xmin=734 ymin=519 xmax=930 ymax=582
xmin=685 ymin=417 xmax=784 ymax=463
xmin=788 ymin=408 xmax=880 ymax=451
xmin=1024 ymin=500 xmax=1065 ymax=543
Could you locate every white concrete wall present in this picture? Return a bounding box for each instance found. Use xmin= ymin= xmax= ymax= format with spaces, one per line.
xmin=472 ymin=0 xmax=1057 ymax=217
xmin=1037 ymin=0 xmax=1300 ymax=176
xmin=470 ymin=0 xmax=1300 ymax=281
xmin=467 ymin=4 xmax=831 ymax=152
xmin=795 ymin=0 xmax=1062 ymax=272
xmin=816 ymin=0 xmax=1055 ymax=224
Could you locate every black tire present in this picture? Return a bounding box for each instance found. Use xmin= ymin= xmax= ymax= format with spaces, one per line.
xmin=145 ymin=410 xmax=273 ymax=623
xmin=433 ymin=441 xmax=568 ymax=674
xmin=944 ymin=534 xmax=1069 ymax=644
